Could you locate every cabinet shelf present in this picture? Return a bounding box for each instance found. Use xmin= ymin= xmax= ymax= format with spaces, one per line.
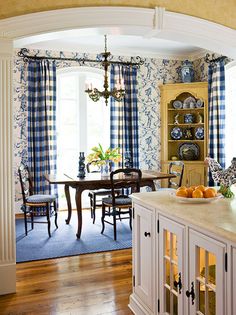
xmin=168 ymin=123 xmax=204 ymax=126
xmin=168 ymin=139 xmax=204 ymax=142
xmin=168 ymin=107 xmax=204 ymax=111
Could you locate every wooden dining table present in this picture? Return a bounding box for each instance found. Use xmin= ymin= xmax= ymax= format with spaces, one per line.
xmin=45 ymin=170 xmax=175 ymax=239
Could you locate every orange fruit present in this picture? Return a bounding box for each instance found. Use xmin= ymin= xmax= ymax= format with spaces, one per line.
xmin=195 ymin=185 xmax=206 ymax=192
xmin=186 ymin=187 xmax=194 ymax=198
xmin=192 ymin=189 xmax=204 ymax=198
xmin=204 ymin=187 xmax=217 ymax=198
xmin=176 ymin=188 xmax=188 ymax=198
xmin=190 ymin=185 xmax=196 ymax=190
xmin=177 ymin=186 xmax=187 ymax=191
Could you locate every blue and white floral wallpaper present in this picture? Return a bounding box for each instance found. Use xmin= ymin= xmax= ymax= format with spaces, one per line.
xmin=13 ymin=49 xmax=208 ymax=204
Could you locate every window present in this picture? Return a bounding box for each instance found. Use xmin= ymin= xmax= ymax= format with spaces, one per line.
xmin=225 ymin=62 xmax=236 ymax=167
xmin=56 ymin=67 xmax=110 ymax=208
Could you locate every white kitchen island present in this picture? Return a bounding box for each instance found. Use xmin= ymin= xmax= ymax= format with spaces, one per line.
xmin=129 ymin=190 xmax=236 ymax=315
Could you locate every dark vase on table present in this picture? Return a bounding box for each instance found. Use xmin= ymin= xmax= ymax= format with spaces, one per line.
xmin=78 ymin=152 xmax=86 ymax=178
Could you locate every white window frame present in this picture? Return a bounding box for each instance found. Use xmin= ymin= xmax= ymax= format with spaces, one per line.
xmin=56 ymin=66 xmax=109 ymax=209
xmin=57 ymin=66 xmax=106 ymax=154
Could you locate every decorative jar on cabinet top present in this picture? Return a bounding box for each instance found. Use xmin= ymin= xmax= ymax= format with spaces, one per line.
xmin=181 ymin=60 xmax=194 ymax=83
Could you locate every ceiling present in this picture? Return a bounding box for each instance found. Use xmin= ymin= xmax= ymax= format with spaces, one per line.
xmin=14 ymin=27 xmax=206 ymax=60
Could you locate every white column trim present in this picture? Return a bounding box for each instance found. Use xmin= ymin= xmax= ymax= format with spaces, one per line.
xmin=0 ymin=38 xmax=16 ymax=295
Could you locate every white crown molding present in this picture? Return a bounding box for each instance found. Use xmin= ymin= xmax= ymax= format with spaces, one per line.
xmin=0 ymin=6 xmax=235 ymax=59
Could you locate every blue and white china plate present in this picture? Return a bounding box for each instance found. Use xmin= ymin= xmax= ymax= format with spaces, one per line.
xmin=196 ymin=98 xmax=204 ymax=108
xmin=195 ymin=126 xmax=204 ymax=139
xmin=178 ymin=142 xmax=200 ymax=160
xmin=170 ymin=192 xmax=223 ymax=203
xmin=183 ymin=96 xmax=196 ymax=109
xmin=171 ymin=127 xmax=183 ymax=140
xmin=172 ymin=100 xmax=183 ymax=109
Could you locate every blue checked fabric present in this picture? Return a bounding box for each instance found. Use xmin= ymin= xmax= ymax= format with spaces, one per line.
xmin=208 ymin=60 xmax=226 ymax=184
xmin=110 ymin=64 xmax=139 ymax=168
xmin=27 ymin=60 xmax=58 ymax=196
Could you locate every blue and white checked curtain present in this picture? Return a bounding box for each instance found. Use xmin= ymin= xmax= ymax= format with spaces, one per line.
xmin=208 ymin=60 xmax=226 ymax=184
xmin=27 ymin=60 xmax=57 ymax=195
xmin=110 ymin=64 xmax=139 ymax=168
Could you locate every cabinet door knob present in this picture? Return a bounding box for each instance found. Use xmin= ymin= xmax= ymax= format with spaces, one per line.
xmin=144 ymin=232 xmax=151 ymax=237
xmin=186 ymin=281 xmax=195 ymax=305
xmin=174 ymin=272 xmax=182 ymax=294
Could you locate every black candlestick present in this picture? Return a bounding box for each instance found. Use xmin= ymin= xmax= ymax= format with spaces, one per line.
xmin=78 ymin=152 xmax=86 ymax=178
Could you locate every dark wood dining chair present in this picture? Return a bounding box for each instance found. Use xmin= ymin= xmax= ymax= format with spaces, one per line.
xmin=101 ymin=168 xmax=142 ymax=240
xmin=167 ymin=161 xmax=185 ymax=188
xmin=18 ymin=163 xmax=58 ymax=237
xmin=87 ymin=162 xmax=119 ymax=224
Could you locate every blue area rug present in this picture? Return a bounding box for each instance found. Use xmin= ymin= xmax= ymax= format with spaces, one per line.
xmin=16 ymin=209 xmax=132 ymax=263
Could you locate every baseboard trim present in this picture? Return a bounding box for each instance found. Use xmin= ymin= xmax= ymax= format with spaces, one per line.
xmin=0 ymin=263 xmax=16 ymax=295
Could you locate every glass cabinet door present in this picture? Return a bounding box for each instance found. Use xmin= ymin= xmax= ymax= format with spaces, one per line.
xmin=159 ymin=215 xmax=185 ymax=315
xmin=188 ymin=230 xmax=226 ymax=315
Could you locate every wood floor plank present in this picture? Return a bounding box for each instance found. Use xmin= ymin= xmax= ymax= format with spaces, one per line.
xmin=0 ymin=249 xmax=133 ymax=315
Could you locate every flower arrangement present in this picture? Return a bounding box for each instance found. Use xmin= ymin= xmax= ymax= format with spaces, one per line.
xmin=86 ymin=144 xmax=122 ymax=166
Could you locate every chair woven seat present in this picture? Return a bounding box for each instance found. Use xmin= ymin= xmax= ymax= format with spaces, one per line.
xmin=18 ymin=163 xmax=58 ymax=237
xmin=102 ymin=196 xmax=132 ymax=206
xmin=87 ymin=162 xmax=120 ymax=224
xmin=26 ymin=194 xmax=57 ymax=203
xmin=101 ymin=168 xmax=142 ymax=240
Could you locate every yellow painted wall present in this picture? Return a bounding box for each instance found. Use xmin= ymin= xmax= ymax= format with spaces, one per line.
xmin=0 ymin=1 xmax=235 ymax=30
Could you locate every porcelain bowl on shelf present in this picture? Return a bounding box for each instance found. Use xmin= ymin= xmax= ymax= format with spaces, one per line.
xmin=196 ymin=98 xmax=204 ymax=108
xmin=183 ymin=96 xmax=196 ymax=109
xmin=172 ymin=100 xmax=183 ymax=109
xmin=195 ymin=126 xmax=204 ymax=139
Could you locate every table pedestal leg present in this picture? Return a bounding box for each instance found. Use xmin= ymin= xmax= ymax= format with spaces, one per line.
xmin=75 ymin=187 xmax=83 ymax=239
xmin=65 ymin=184 xmax=72 ymax=224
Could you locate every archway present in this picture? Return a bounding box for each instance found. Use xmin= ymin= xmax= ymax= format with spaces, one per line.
xmin=0 ymin=6 xmax=235 ymax=295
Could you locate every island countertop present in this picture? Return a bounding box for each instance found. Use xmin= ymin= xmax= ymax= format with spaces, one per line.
xmin=132 ymin=191 xmax=236 ymax=244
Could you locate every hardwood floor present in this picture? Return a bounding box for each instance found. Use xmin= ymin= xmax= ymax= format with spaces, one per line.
xmin=0 ymin=249 xmax=133 ymax=315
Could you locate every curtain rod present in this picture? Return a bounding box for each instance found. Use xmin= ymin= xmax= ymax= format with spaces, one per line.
xmin=17 ymin=48 xmax=144 ymax=67
xmin=204 ymin=53 xmax=228 ymax=64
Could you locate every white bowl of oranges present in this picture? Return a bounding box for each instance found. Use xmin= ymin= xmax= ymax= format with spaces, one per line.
xmin=171 ymin=185 xmax=222 ymax=203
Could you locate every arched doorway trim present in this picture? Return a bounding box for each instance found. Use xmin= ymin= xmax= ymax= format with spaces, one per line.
xmin=0 ymin=7 xmax=235 ymax=58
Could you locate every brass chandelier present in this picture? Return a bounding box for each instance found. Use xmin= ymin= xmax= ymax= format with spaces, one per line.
xmin=18 ymin=35 xmax=144 ymax=107
xmin=85 ymin=35 xmax=126 ymax=106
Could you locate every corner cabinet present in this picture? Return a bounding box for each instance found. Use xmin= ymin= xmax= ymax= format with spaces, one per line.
xmin=160 ymin=82 xmax=208 ymax=187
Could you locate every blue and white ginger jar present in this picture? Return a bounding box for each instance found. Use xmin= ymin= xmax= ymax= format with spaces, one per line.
xmin=181 ymin=60 xmax=194 ymax=83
